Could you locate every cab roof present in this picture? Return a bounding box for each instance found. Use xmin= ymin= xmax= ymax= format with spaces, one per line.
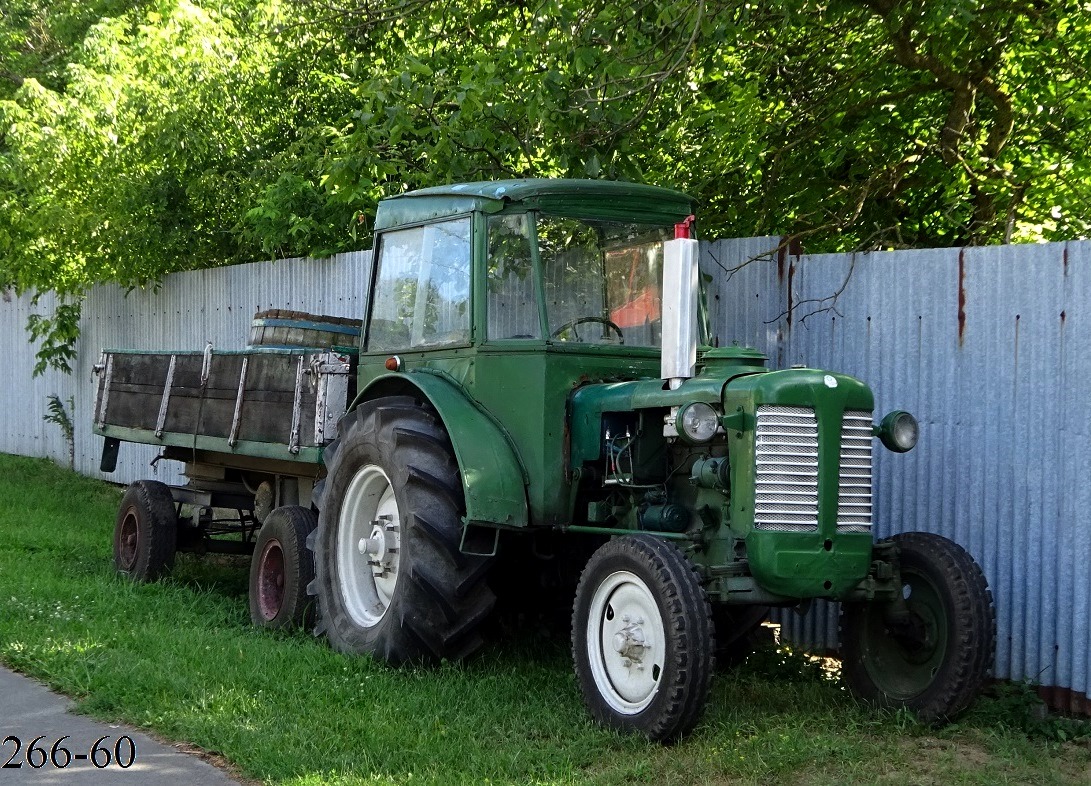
xmin=374 ymin=178 xmax=696 ymax=231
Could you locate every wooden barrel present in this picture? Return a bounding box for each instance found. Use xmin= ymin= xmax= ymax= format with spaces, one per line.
xmin=248 ymin=309 xmax=362 ymax=349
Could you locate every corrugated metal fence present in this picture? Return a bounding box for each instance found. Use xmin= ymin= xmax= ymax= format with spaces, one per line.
xmin=0 ymin=252 xmax=371 ymax=487
xmin=3 ymin=238 xmax=1090 ymax=711
xmin=704 ymin=238 xmax=1091 ymax=713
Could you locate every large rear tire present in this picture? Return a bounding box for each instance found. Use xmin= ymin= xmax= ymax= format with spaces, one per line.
xmin=249 ymin=505 xmax=318 ymax=630
xmin=841 ymin=532 xmax=995 ymax=722
xmin=311 ymin=397 xmax=495 ymax=664
xmin=572 ymin=535 xmax=715 ymax=742
xmin=114 ymin=480 xmax=178 ymax=581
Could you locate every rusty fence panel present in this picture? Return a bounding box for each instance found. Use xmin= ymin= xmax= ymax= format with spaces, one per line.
xmin=760 ymin=241 xmax=1091 ymax=714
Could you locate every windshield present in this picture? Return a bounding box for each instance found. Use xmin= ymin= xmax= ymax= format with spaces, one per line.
xmin=530 ymin=215 xmax=673 ymax=348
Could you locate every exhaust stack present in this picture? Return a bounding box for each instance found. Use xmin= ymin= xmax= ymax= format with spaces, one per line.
xmin=661 ymin=232 xmax=699 ymax=390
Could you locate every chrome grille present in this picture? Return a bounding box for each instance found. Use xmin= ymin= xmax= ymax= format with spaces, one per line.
xmin=838 ymin=410 xmax=874 ymax=532
xmin=754 ymin=406 xmax=819 ymax=532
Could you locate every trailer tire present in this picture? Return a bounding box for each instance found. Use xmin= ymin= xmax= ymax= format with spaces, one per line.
xmin=249 ymin=506 xmax=318 ymax=630
xmin=572 ymin=535 xmax=714 ymax=742
xmin=114 ymin=480 xmax=178 ymax=581
xmin=311 ymin=396 xmax=495 ymax=664
xmin=841 ymin=532 xmax=995 ymax=723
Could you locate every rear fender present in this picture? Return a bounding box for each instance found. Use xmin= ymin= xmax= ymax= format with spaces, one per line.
xmin=350 ymin=372 xmax=529 ymax=529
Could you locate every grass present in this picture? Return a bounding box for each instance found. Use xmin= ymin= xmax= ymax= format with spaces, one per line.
xmin=0 ymin=452 xmax=1089 ymax=785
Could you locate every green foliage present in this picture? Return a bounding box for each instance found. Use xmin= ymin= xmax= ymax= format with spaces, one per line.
xmin=744 ymin=642 xmax=840 ymax=684
xmin=42 ymin=394 xmax=75 ymax=469
xmin=963 ymin=681 xmax=1091 ymax=743
xmin=0 ymin=0 xmax=1089 ymax=356
xmin=26 ymin=300 xmax=80 ymax=375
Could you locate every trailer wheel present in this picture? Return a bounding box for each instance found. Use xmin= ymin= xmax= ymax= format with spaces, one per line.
xmin=841 ymin=532 xmax=995 ymax=723
xmin=571 ymin=535 xmax=714 ymax=742
xmin=114 ymin=480 xmax=178 ymax=581
xmin=249 ymin=506 xmax=318 ymax=630
xmin=311 ymin=397 xmax=495 ymax=664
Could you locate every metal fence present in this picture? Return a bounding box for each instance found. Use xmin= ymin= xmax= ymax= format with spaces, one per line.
xmin=0 ymin=252 xmax=371 ymax=487
xmin=2 ymin=237 xmax=1090 ymax=712
xmin=702 ymin=238 xmax=1091 ymax=713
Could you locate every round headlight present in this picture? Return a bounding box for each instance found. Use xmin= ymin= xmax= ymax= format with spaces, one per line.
xmin=878 ymin=410 xmax=919 ymax=453
xmin=677 ymin=402 xmax=720 ymax=444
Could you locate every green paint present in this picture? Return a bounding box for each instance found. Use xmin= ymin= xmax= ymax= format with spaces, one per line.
xmin=93 ymin=424 xmax=324 ymax=465
xmin=100 ymin=178 xmax=907 ymax=611
xmin=563 ymin=525 xmax=694 ymax=541
xmin=722 ymin=369 xmax=876 ymax=597
xmin=356 ymin=369 xmax=530 ymax=529
xmin=351 ymin=179 xmax=903 ymax=607
xmin=375 ymin=178 xmax=694 ymax=230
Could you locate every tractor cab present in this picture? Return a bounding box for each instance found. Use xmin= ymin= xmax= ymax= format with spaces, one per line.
xmin=357 ymin=179 xmax=702 ymax=528
xmin=361 ymin=178 xmax=696 ymax=357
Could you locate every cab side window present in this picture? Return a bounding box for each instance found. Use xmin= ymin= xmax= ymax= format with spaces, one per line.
xmin=486 ymin=214 xmax=541 ymax=340
xmin=368 ymin=218 xmax=472 ymax=351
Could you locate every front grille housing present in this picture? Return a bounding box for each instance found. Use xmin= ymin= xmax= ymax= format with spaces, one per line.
xmin=753 ymin=405 xmax=873 ymax=534
xmin=838 ymin=410 xmax=874 ymax=532
xmin=754 ymin=406 xmax=820 ymax=532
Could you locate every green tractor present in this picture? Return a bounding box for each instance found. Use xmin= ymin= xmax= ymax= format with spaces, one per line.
xmin=95 ymin=179 xmax=994 ymax=742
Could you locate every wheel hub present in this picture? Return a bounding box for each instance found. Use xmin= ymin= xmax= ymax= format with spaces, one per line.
xmin=337 ymin=465 xmax=402 ymax=628
xmin=256 ymin=538 xmax=286 ymax=622
xmin=118 ymin=511 xmax=139 ymax=569
xmin=612 ymin=615 xmax=649 ymax=666
xmin=358 ymin=515 xmax=398 ymax=576
xmin=587 ymin=571 xmax=666 ymax=713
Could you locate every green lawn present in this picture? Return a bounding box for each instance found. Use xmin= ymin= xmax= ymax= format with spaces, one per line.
xmin=0 ymin=453 xmax=1087 ymax=785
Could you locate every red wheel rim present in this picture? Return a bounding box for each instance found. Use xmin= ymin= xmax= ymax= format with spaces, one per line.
xmin=256 ymin=539 xmax=286 ymax=621
xmin=117 ymin=509 xmax=140 ymax=570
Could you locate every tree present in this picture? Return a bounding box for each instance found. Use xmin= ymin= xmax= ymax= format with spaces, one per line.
xmin=2 ymin=0 xmax=1089 ymax=372
xmin=267 ymin=0 xmax=1090 ymax=251
xmin=1 ymin=0 xmax=281 ymax=371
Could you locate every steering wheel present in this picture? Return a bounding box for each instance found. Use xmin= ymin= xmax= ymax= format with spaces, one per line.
xmin=550 ymin=316 xmax=625 ymax=344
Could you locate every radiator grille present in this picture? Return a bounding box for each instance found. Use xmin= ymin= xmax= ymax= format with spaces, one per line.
xmin=838 ymin=410 xmax=874 ymax=532
xmin=754 ymin=405 xmax=875 ymax=534
xmin=754 ymin=406 xmax=819 ymax=532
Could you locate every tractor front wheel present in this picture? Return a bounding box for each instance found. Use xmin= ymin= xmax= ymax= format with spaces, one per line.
xmin=571 ymin=535 xmax=714 ymax=742
xmin=841 ymin=532 xmax=995 ymax=722
xmin=311 ymin=397 xmax=495 ymax=664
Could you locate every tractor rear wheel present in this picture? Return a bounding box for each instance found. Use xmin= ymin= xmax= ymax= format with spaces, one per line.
xmin=841 ymin=532 xmax=995 ymax=722
xmin=571 ymin=535 xmax=714 ymax=742
xmin=249 ymin=505 xmax=317 ymax=630
xmin=114 ymin=480 xmax=178 ymax=581
xmin=311 ymin=397 xmax=495 ymax=664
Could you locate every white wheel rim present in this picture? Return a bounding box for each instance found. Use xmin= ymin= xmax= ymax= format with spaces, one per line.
xmin=336 ymin=464 xmax=402 ymax=628
xmin=586 ymin=570 xmax=666 ymax=714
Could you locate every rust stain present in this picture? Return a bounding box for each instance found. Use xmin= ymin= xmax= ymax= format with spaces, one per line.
xmin=777 ymin=237 xmax=803 ymax=283
xmin=1037 ymin=684 xmax=1091 ymax=716
xmin=786 ymin=254 xmax=796 ymax=331
xmin=1061 ymin=310 xmax=1067 ymax=325
xmin=1014 ymin=314 xmax=1020 ymax=370
xmin=958 ymin=248 xmax=967 ymax=346
xmin=1064 ymin=245 xmax=1069 ymax=276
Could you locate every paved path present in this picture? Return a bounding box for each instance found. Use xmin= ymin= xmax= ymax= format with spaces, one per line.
xmin=0 ymin=667 xmax=240 ymax=785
